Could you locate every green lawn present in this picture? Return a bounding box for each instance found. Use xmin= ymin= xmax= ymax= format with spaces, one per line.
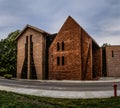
xmin=0 ymin=90 xmax=120 ymax=108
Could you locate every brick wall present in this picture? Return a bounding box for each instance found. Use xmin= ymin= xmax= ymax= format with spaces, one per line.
xmin=17 ymin=32 xmax=26 ymax=78
xmin=81 ymin=29 xmax=93 ymax=80
xmin=49 ymin=16 xmax=82 ymax=80
xmin=17 ymin=27 xmax=46 ymax=79
xmin=48 ymin=16 xmax=101 ymax=80
xmin=106 ymin=46 xmax=120 ymax=77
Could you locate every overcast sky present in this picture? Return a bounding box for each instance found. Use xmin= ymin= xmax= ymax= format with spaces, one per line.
xmin=0 ymin=0 xmax=120 ymax=46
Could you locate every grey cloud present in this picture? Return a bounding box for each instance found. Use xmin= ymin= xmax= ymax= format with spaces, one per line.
xmin=0 ymin=0 xmax=120 ymax=46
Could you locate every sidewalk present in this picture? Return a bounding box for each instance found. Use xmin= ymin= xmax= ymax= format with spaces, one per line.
xmin=0 ymin=85 xmax=119 ymax=99
xmin=0 ymin=77 xmax=120 ymax=99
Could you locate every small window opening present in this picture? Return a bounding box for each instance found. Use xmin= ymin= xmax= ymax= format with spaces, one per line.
xmin=112 ymin=50 xmax=114 ymax=57
xmin=30 ymin=35 xmax=32 ymax=40
xmin=62 ymin=56 xmax=65 ymax=65
xmin=62 ymin=41 xmax=64 ymax=50
xmin=26 ymin=36 xmax=28 ymax=42
xmin=57 ymin=42 xmax=60 ymax=51
xmin=57 ymin=57 xmax=60 ymax=66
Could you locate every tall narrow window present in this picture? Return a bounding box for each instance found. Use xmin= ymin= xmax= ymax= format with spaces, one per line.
xmin=57 ymin=42 xmax=60 ymax=51
xmin=57 ymin=57 xmax=60 ymax=66
xmin=30 ymin=35 xmax=32 ymax=41
xmin=62 ymin=56 xmax=65 ymax=65
xmin=62 ymin=41 xmax=64 ymax=50
xmin=26 ymin=36 xmax=28 ymax=42
xmin=30 ymin=35 xmax=33 ymax=54
xmin=112 ymin=50 xmax=114 ymax=57
xmin=25 ymin=36 xmax=28 ymax=57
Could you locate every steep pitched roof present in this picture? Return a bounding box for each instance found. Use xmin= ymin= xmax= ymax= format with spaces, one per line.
xmin=63 ymin=16 xmax=100 ymax=47
xmin=16 ymin=24 xmax=50 ymax=40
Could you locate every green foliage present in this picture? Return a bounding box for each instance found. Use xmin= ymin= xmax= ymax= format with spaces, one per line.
xmin=0 ymin=90 xmax=120 ymax=108
xmin=0 ymin=30 xmax=20 ymax=77
xmin=102 ymin=43 xmax=111 ymax=47
xmin=4 ymin=74 xmax=12 ymax=79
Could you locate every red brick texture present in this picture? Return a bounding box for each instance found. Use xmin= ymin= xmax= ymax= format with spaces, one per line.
xmin=49 ymin=16 xmax=102 ymax=80
xmin=49 ymin=17 xmax=82 ymax=80
xmin=105 ymin=46 xmax=120 ymax=77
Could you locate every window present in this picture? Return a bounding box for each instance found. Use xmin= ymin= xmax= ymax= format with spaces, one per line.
xmin=62 ymin=41 xmax=64 ymax=50
xmin=30 ymin=35 xmax=32 ymax=40
xmin=57 ymin=56 xmax=65 ymax=66
xmin=57 ymin=42 xmax=60 ymax=51
xmin=26 ymin=36 xmax=28 ymax=43
xmin=62 ymin=56 xmax=65 ymax=65
xmin=57 ymin=57 xmax=60 ymax=65
xmin=112 ymin=50 xmax=114 ymax=57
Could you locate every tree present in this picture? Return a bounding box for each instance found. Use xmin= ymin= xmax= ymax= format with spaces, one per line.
xmin=102 ymin=43 xmax=111 ymax=48
xmin=0 ymin=30 xmax=20 ymax=77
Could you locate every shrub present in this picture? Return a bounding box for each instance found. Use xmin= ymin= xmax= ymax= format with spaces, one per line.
xmin=4 ymin=74 xmax=12 ymax=79
xmin=0 ymin=68 xmax=7 ymax=76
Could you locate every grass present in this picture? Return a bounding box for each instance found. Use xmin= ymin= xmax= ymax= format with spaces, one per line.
xmin=0 ymin=90 xmax=120 ymax=108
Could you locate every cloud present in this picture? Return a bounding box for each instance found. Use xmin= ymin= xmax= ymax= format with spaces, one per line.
xmin=94 ymin=19 xmax=120 ymax=46
xmin=0 ymin=0 xmax=120 ymax=46
xmin=0 ymin=15 xmax=23 ymax=27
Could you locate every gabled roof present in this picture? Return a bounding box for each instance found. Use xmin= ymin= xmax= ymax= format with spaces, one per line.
xmin=65 ymin=16 xmax=100 ymax=47
xmin=16 ymin=24 xmax=50 ymax=40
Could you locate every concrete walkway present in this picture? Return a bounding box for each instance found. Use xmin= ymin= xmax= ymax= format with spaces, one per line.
xmin=0 ymin=77 xmax=120 ymax=99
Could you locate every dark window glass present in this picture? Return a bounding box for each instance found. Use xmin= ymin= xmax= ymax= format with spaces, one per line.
xmin=62 ymin=41 xmax=64 ymax=50
xmin=57 ymin=42 xmax=60 ymax=51
xmin=26 ymin=36 xmax=28 ymax=43
xmin=57 ymin=57 xmax=60 ymax=66
xmin=112 ymin=50 xmax=114 ymax=57
xmin=62 ymin=56 xmax=65 ymax=65
xmin=30 ymin=35 xmax=32 ymax=40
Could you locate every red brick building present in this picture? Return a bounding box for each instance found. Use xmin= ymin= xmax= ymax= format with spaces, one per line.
xmin=16 ymin=16 xmax=102 ymax=80
xmin=49 ymin=16 xmax=102 ymax=80
xmin=103 ymin=46 xmax=120 ymax=77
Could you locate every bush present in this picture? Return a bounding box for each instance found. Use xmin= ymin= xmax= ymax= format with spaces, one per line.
xmin=4 ymin=74 xmax=12 ymax=79
xmin=0 ymin=68 xmax=7 ymax=76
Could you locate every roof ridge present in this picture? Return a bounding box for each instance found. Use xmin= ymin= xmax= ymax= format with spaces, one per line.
xmin=68 ymin=16 xmax=100 ymax=47
xmin=16 ymin=24 xmax=50 ymax=40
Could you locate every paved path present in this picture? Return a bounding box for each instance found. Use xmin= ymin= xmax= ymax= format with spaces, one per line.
xmin=0 ymin=78 xmax=120 ymax=91
xmin=0 ymin=77 xmax=120 ymax=99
